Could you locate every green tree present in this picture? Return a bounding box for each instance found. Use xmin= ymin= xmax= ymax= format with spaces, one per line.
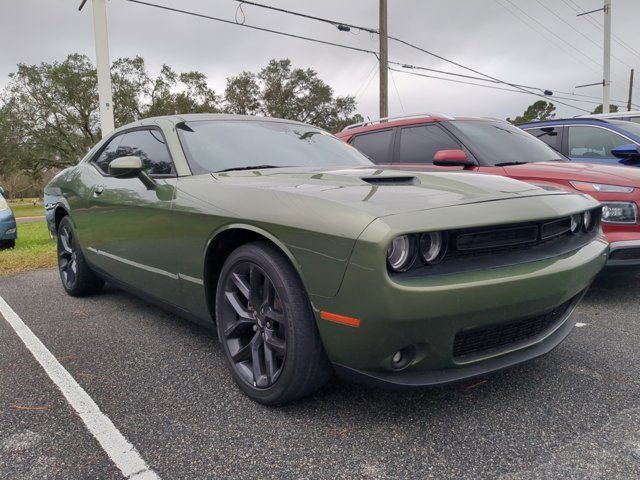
xmin=1 ymin=54 xmax=221 ymax=174
xmin=591 ymin=104 xmax=619 ymax=114
xmin=225 ymin=59 xmax=362 ymax=132
xmin=507 ymin=100 xmax=556 ymax=125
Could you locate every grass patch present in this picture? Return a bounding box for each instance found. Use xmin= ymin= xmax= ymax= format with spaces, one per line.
xmin=0 ymin=221 xmax=57 ymax=276
xmin=8 ymin=199 xmax=45 ymax=218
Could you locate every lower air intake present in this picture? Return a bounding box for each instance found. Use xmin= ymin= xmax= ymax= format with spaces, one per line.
xmin=452 ymin=296 xmax=577 ymax=360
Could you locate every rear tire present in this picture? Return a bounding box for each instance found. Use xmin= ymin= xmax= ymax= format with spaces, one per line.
xmin=215 ymin=241 xmax=332 ymax=405
xmin=57 ymin=216 xmax=104 ymax=297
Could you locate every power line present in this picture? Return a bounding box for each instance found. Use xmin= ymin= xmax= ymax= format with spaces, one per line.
xmin=561 ymin=0 xmax=640 ymax=59
xmin=126 ymin=0 xmax=378 ymax=56
xmin=495 ymin=0 xmax=631 ymax=91
xmin=228 ymin=0 xmax=600 ymax=111
xmin=125 ymin=0 xmax=595 ymax=113
xmin=495 ymin=0 xmax=602 ymax=72
xmin=389 ymin=68 xmax=405 ymax=113
xmin=395 ymin=61 xmax=639 ymax=108
xmin=389 ymin=66 xmax=620 ymax=112
xmin=229 ymin=0 xmax=377 ymax=34
xmin=533 ymin=0 xmax=636 ymax=72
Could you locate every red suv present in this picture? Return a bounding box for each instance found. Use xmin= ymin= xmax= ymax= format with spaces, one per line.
xmin=336 ymin=114 xmax=640 ymax=269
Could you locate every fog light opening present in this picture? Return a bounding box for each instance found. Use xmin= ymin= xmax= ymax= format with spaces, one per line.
xmin=391 ymin=345 xmax=416 ymax=370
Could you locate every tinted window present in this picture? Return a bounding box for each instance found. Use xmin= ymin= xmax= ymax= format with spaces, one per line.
xmin=629 ymin=117 xmax=640 ymax=124
xmin=448 ymin=120 xmax=562 ymax=165
xmin=350 ymin=130 xmax=393 ymax=164
xmin=523 ymin=127 xmax=561 ymax=152
xmin=567 ymin=126 xmax=629 ymax=158
xmin=116 ymin=129 xmax=175 ymax=175
xmin=94 ymin=135 xmax=124 ymax=174
xmin=178 ymin=121 xmax=371 ymax=174
xmin=398 ymin=125 xmax=460 ymax=164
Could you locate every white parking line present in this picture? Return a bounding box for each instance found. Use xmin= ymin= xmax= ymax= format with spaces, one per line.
xmin=0 ymin=296 xmax=160 ymax=480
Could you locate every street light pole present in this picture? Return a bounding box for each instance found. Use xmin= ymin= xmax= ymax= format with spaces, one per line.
xmin=81 ymin=0 xmax=115 ymax=136
xmin=603 ymin=0 xmax=611 ymax=113
xmin=379 ymin=0 xmax=388 ymax=120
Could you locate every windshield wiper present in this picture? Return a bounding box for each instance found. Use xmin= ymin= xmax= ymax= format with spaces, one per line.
xmin=494 ymin=161 xmax=530 ymax=166
xmin=215 ymin=165 xmax=289 ymax=173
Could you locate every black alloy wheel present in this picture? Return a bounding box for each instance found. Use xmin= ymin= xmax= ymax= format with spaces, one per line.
xmin=215 ymin=242 xmax=332 ymax=405
xmin=56 ymin=216 xmax=104 ymax=297
xmin=219 ymin=261 xmax=287 ymax=388
xmin=58 ymin=222 xmax=79 ymax=290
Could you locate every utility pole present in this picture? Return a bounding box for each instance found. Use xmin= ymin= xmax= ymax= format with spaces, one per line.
xmin=80 ymin=0 xmax=115 ymax=136
xmin=379 ymin=0 xmax=388 ymax=119
xmin=627 ymin=69 xmax=634 ymax=111
xmin=603 ymin=0 xmax=611 ymax=113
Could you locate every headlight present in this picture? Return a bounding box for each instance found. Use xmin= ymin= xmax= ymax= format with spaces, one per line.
xmin=387 ymin=235 xmax=415 ymax=272
xmin=570 ymin=181 xmax=634 ymax=194
xmin=419 ymin=232 xmax=446 ymax=264
xmin=582 ymin=211 xmax=592 ymax=231
xmin=570 ymin=214 xmax=582 ymax=233
xmin=601 ymin=202 xmax=638 ymax=224
xmin=582 ymin=210 xmax=600 ymax=232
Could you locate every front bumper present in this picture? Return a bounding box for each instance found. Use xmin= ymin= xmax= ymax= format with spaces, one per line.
xmin=0 ymin=214 xmax=17 ymax=240
xmin=312 ymin=235 xmax=608 ymax=387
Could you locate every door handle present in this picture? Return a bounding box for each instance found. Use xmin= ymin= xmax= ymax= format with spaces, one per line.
xmin=93 ymin=185 xmax=105 ymax=196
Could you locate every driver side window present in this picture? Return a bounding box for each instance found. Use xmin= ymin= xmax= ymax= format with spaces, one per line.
xmin=93 ymin=134 xmax=124 ymax=174
xmin=567 ymin=126 xmax=628 ymax=159
xmin=92 ymin=129 xmax=176 ymax=176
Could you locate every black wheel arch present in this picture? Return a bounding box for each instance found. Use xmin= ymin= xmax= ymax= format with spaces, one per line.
xmin=203 ymin=227 xmax=304 ymax=324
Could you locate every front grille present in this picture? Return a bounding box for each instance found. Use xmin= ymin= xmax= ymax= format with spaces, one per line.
xmin=541 ymin=217 xmax=572 ymax=239
xmin=609 ymin=248 xmax=640 ymax=261
xmin=456 ymin=225 xmax=538 ymax=251
xmin=452 ymin=296 xmax=576 ymax=360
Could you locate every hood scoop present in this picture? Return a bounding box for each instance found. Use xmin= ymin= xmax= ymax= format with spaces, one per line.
xmin=361 ymin=176 xmax=420 ymax=186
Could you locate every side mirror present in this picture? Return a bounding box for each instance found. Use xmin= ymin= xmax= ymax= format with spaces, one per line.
xmin=108 ymin=156 xmax=144 ymax=178
xmin=433 ymin=149 xmax=476 ymax=167
xmin=108 ymin=156 xmax=157 ymax=189
xmin=611 ymin=144 xmax=640 ymax=160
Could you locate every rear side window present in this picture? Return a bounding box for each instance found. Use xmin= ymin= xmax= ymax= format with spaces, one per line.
xmin=629 ymin=117 xmax=640 ymax=124
xmin=117 ymin=129 xmax=175 ymax=176
xmin=350 ymin=129 xmax=393 ymax=164
xmin=94 ymin=135 xmax=124 ymax=174
xmin=524 ymin=127 xmax=561 ymax=152
xmin=567 ymin=126 xmax=629 ymax=159
xmin=398 ymin=125 xmax=461 ymax=164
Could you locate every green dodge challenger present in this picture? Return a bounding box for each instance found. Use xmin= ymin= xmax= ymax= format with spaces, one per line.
xmin=44 ymin=114 xmax=608 ymax=404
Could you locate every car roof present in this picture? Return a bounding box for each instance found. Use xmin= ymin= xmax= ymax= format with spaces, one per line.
xmin=117 ymin=113 xmax=312 ymax=131
xmin=577 ymin=110 xmax=640 ymax=119
xmin=518 ymin=117 xmax=638 ymax=129
xmin=335 ymin=114 xmax=497 ymax=137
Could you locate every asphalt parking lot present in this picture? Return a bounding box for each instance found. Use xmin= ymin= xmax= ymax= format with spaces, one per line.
xmin=1 ymin=268 xmax=640 ymax=479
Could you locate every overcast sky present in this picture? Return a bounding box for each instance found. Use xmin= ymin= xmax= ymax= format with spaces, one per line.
xmin=1 ymin=0 xmax=639 ymax=122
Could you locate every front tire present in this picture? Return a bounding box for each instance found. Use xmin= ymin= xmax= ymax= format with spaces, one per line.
xmin=215 ymin=241 xmax=332 ymax=405
xmin=0 ymin=239 xmax=15 ymax=249
xmin=57 ymin=216 xmax=104 ymax=297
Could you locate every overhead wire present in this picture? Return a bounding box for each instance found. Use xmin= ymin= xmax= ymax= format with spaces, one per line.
xmin=561 ymin=0 xmax=640 ymax=59
xmin=227 ymin=0 xmax=598 ymax=112
xmin=125 ymin=0 xmax=600 ymax=113
xmin=389 ymin=67 xmax=618 ymax=111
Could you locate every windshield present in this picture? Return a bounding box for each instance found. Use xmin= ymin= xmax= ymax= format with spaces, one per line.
xmin=448 ymin=120 xmax=566 ymax=166
xmin=0 ymin=196 xmax=8 ymax=212
xmin=177 ymin=120 xmax=372 ymax=174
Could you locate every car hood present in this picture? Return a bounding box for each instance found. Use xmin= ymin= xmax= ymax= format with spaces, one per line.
xmin=504 ymin=161 xmax=640 ymax=187
xmin=211 ymin=166 xmax=568 ymax=217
